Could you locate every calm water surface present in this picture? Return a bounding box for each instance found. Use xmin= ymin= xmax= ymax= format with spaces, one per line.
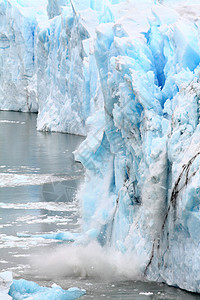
xmin=0 ymin=111 xmax=199 ymax=299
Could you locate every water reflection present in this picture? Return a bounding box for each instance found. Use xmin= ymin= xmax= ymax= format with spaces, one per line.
xmin=0 ymin=111 xmax=84 ymax=175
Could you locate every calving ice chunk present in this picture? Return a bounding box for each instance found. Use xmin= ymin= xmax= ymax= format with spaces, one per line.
xmin=1 ymin=0 xmax=200 ymax=295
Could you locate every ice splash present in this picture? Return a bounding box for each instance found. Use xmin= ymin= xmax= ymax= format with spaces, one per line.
xmin=32 ymin=242 xmax=143 ymax=281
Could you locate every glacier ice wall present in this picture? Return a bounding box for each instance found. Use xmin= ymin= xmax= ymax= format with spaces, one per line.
xmin=74 ymin=1 xmax=200 ymax=293
xmin=0 ymin=0 xmax=125 ymax=134
xmin=36 ymin=6 xmax=103 ymax=135
xmin=0 ymin=0 xmax=103 ymax=134
xmin=1 ymin=0 xmax=200 ymax=294
xmin=36 ymin=0 xmax=130 ymax=134
xmin=0 ymin=0 xmax=40 ymax=112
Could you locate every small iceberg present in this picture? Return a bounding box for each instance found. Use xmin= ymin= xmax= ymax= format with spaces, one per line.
xmin=0 ymin=271 xmax=86 ymax=300
xmin=17 ymin=231 xmax=80 ymax=242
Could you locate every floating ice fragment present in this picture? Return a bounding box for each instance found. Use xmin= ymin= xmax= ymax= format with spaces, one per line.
xmin=17 ymin=231 xmax=80 ymax=241
xmin=139 ymin=292 xmax=154 ymax=295
xmin=9 ymin=278 xmax=86 ymax=300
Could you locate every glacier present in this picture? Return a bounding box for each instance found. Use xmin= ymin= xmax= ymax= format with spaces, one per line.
xmin=1 ymin=0 xmax=200 ymax=296
xmin=75 ymin=1 xmax=200 ymax=293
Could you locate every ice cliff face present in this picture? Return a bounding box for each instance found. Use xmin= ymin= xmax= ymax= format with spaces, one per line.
xmin=36 ymin=6 xmax=102 ymax=135
xmin=74 ymin=1 xmax=200 ymax=293
xmin=1 ymin=0 xmax=200 ymax=294
xmin=0 ymin=1 xmax=40 ymax=112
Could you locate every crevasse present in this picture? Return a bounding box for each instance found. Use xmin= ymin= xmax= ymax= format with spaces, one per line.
xmin=1 ymin=0 xmax=200 ymax=293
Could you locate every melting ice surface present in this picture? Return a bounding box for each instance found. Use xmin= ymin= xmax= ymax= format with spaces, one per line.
xmin=1 ymin=0 xmax=200 ymax=297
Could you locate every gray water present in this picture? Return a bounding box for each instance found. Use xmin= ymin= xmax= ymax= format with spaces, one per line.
xmin=0 ymin=111 xmax=199 ymax=300
xmin=0 ymin=111 xmax=84 ymax=276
